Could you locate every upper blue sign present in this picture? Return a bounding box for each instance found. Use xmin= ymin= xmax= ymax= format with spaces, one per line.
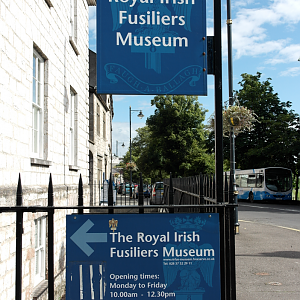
xmin=66 ymin=213 xmax=220 ymax=300
xmin=97 ymin=0 xmax=207 ymax=95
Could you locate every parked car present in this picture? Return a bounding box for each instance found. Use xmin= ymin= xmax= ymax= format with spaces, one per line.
xmin=151 ymin=182 xmax=164 ymax=204
xmin=135 ymin=184 xmax=150 ymax=199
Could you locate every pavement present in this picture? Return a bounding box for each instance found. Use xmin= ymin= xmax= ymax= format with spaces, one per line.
xmin=235 ymin=218 xmax=300 ymax=300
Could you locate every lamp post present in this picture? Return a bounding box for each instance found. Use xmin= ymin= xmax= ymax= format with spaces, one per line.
xmin=227 ymin=0 xmax=239 ymax=234
xmin=129 ymin=106 xmax=144 ymax=198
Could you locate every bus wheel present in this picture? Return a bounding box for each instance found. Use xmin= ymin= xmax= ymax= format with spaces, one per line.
xmin=249 ymin=193 xmax=254 ymax=203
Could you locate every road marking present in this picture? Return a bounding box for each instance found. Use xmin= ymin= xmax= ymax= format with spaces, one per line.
xmin=240 ymin=203 xmax=300 ymax=213
xmin=239 ymin=220 xmax=300 ymax=232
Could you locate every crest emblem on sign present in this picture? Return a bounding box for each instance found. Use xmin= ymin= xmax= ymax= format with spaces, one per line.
xmin=109 ymin=218 xmax=118 ymax=232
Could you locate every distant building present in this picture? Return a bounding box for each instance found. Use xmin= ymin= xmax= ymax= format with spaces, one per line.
xmin=0 ymin=1 xmax=96 ymax=299
xmin=88 ymin=50 xmax=114 ymax=205
xmin=112 ymin=156 xmax=125 ymax=185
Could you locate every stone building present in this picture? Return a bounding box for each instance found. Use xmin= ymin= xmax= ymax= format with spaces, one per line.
xmin=0 ymin=0 xmax=96 ymax=299
xmin=88 ymin=49 xmax=114 ymax=205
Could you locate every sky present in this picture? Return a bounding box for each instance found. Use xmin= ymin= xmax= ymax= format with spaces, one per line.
xmin=89 ymin=0 xmax=300 ymax=157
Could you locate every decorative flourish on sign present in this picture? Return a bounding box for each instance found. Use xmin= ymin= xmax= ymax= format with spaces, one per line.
xmin=104 ymin=63 xmax=202 ymax=94
xmin=170 ymin=216 xmax=206 ymax=232
xmin=163 ymin=216 xmax=214 ymax=297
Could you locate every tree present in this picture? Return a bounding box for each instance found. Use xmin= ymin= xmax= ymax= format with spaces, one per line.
xmin=131 ymin=126 xmax=167 ymax=182
xmin=144 ymin=95 xmax=215 ymax=177
xmin=232 ymin=72 xmax=300 ymax=173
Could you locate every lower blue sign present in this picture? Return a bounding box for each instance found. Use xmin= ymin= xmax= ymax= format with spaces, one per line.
xmin=66 ymin=214 xmax=220 ymax=300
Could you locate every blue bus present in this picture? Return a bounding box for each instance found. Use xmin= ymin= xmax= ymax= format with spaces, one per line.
xmin=227 ymin=167 xmax=292 ymax=202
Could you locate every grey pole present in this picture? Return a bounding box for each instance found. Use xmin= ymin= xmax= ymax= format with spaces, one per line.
xmin=227 ymin=0 xmax=239 ymax=234
xmin=214 ymin=0 xmax=223 ymax=203
xmin=129 ymin=106 xmax=132 ymax=198
xmin=129 ymin=107 xmax=143 ymax=198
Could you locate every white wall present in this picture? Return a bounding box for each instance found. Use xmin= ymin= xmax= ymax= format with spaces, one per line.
xmin=0 ymin=0 xmax=93 ymax=299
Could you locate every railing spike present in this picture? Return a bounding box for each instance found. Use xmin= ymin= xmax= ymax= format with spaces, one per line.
xmin=108 ymin=173 xmax=114 ymax=214
xmin=78 ymin=174 xmax=83 ymax=214
xmin=169 ymin=173 xmax=174 ymax=213
xmin=48 ymin=174 xmax=53 ymax=206
xmin=139 ymin=173 xmax=144 ymax=214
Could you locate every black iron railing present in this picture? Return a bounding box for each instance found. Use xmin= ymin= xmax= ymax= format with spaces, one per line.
xmin=0 ymin=172 xmax=236 ymax=300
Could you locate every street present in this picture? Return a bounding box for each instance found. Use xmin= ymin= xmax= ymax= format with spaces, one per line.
xmin=115 ymin=194 xmax=152 ymax=206
xmin=238 ymin=200 xmax=300 ymax=230
xmin=236 ymin=200 xmax=300 ymax=300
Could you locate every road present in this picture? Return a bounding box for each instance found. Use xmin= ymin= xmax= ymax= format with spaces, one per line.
xmin=237 ymin=200 xmax=300 ymax=230
xmin=115 ymin=194 xmax=152 ymax=206
xmin=236 ymin=200 xmax=300 ymax=300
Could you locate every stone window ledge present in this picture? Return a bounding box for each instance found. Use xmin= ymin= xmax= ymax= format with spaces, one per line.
xmin=31 ymin=158 xmax=52 ymax=167
xmin=69 ymin=36 xmax=80 ymax=55
xmin=69 ymin=165 xmax=80 ymax=171
xmin=32 ymin=280 xmax=48 ymax=299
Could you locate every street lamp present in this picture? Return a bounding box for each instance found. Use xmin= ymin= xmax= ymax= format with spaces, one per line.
xmin=129 ymin=106 xmax=144 ymax=197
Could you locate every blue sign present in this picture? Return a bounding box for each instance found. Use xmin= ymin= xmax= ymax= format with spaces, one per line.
xmin=66 ymin=213 xmax=220 ymax=300
xmin=97 ymin=0 xmax=207 ymax=95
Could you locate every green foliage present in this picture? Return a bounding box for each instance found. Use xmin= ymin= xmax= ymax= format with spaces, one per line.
xmin=121 ymin=95 xmax=215 ymax=181
xmin=144 ymin=95 xmax=214 ymax=178
xmin=231 ymin=72 xmax=300 ymax=173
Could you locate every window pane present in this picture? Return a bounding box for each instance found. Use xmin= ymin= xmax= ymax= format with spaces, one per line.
xmin=41 ymin=249 xmax=44 ymax=275
xmin=35 ymin=251 xmax=39 ymax=274
xmin=39 ymin=221 xmax=42 ymax=247
xmin=240 ymin=175 xmax=248 ymax=188
xmin=35 ymin=217 xmax=46 ymax=282
xmin=32 ymin=79 xmax=36 ymax=103
xmin=32 ymin=50 xmax=44 ymax=157
xmin=38 ymin=59 xmax=41 ymax=82
xmin=35 ymin=221 xmax=38 ymax=248
xmin=38 ymin=82 xmax=42 ymax=106
xmin=247 ymin=175 xmax=256 ymax=188
xmin=33 ymin=55 xmax=36 ymax=79
xmin=256 ymin=174 xmax=264 ymax=188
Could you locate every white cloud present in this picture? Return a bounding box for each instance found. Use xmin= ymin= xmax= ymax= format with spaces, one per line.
xmin=112 ymin=122 xmax=145 ymax=155
xmin=272 ymin=0 xmax=300 ymax=24
xmin=265 ymin=44 xmax=300 ymax=64
xmin=280 ymin=66 xmax=300 ymax=77
xmin=113 ymin=95 xmax=127 ymax=102
xmin=231 ymin=0 xmax=300 ymax=62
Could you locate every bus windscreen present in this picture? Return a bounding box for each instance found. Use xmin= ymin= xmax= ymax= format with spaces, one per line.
xmin=265 ymin=168 xmax=292 ymax=192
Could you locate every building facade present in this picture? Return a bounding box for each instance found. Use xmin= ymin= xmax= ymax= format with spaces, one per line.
xmin=0 ymin=0 xmax=96 ymax=299
xmin=89 ymin=50 xmax=114 ymax=205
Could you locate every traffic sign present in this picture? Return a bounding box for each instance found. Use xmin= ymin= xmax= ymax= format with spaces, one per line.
xmin=97 ymin=0 xmax=207 ymax=95
xmin=66 ymin=213 xmax=220 ymax=300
